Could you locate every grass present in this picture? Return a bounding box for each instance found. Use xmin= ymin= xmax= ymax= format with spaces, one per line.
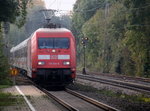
xmin=0 ymin=85 xmax=11 ymax=89
xmin=0 ymin=79 xmax=24 ymax=107
xmin=0 ymin=92 xmax=15 ymax=106
xmin=0 ymin=75 xmax=25 ymax=110
xmin=119 ymin=93 xmax=150 ymax=103
xmin=0 ymin=78 xmax=13 ymax=86
xmin=0 ymin=91 xmax=24 ymax=107
xmin=0 ymin=79 xmax=14 ymax=106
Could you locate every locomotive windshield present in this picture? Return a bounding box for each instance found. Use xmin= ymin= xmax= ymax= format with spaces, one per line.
xmin=38 ymin=38 xmax=69 ymax=49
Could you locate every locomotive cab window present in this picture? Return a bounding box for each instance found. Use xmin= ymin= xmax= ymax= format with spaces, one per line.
xmin=38 ymin=38 xmax=70 ymax=49
xmin=54 ymin=38 xmax=69 ymax=49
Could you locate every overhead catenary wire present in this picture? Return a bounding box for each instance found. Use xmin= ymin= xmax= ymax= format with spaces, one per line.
xmin=74 ymin=3 xmax=104 ymax=13
xmin=48 ymin=0 xmax=57 ymax=8
xmin=73 ymin=1 xmax=150 ymax=28
xmin=44 ymin=0 xmax=74 ymax=16
xmin=74 ymin=1 xmax=150 ymax=13
xmin=44 ymin=0 xmax=150 ymax=18
xmin=43 ymin=0 xmax=150 ymax=16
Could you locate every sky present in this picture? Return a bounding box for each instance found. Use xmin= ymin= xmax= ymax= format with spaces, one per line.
xmin=42 ymin=0 xmax=76 ymax=11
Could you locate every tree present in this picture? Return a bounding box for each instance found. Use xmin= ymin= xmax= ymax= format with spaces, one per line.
xmin=0 ymin=0 xmax=30 ymax=83
xmin=72 ymin=0 xmax=105 ymax=68
xmin=72 ymin=0 xmax=149 ymax=77
xmin=123 ymin=0 xmax=150 ymax=76
xmin=0 ymin=0 xmax=31 ymax=27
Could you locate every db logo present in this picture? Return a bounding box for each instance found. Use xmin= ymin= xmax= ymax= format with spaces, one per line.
xmin=51 ymin=55 xmax=58 ymax=59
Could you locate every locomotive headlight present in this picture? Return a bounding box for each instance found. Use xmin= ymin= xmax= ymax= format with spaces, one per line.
xmin=63 ymin=61 xmax=70 ymax=65
xmin=52 ymin=49 xmax=56 ymax=53
xmin=38 ymin=61 xmax=45 ymax=65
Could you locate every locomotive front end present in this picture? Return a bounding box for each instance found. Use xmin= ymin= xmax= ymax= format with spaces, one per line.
xmin=32 ymin=28 xmax=76 ymax=86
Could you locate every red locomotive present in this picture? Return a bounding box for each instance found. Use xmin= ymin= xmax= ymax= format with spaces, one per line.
xmin=10 ymin=28 xmax=76 ymax=86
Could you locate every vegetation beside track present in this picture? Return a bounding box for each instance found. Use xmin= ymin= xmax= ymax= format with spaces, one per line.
xmin=73 ymin=0 xmax=150 ymax=78
xmin=0 ymin=92 xmax=16 ymax=106
xmin=0 ymin=86 xmax=24 ymax=110
xmin=67 ymin=83 xmax=150 ymax=111
xmin=0 ymin=0 xmax=30 ymax=85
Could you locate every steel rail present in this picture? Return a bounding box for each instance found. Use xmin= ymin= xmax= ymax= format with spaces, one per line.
xmin=27 ymin=79 xmax=78 ymax=111
xmin=66 ymin=89 xmax=119 ymax=111
xmin=42 ymin=88 xmax=79 ymax=111
xmin=77 ymin=74 xmax=150 ymax=95
xmin=20 ymin=75 xmax=118 ymax=111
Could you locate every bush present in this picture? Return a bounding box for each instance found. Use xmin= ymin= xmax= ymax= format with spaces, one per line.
xmin=0 ymin=24 xmax=10 ymax=85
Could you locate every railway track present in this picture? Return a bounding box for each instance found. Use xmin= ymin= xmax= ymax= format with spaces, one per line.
xmin=77 ymin=74 xmax=150 ymax=95
xmin=66 ymin=89 xmax=118 ymax=111
xmin=40 ymin=88 xmax=118 ymax=111
xmin=26 ymin=78 xmax=118 ymax=111
xmin=15 ymin=74 xmax=119 ymax=111
xmin=16 ymin=75 xmax=78 ymax=111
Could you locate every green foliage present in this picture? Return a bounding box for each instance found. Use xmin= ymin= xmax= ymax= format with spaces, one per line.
xmin=124 ymin=31 xmax=150 ymax=76
xmin=78 ymin=1 xmax=127 ymax=73
xmin=123 ymin=0 xmax=150 ymax=77
xmin=6 ymin=1 xmax=45 ymax=46
xmin=0 ymin=92 xmax=24 ymax=107
xmin=72 ymin=0 xmax=106 ymax=69
xmin=0 ymin=0 xmax=31 ymax=27
xmin=0 ymin=24 xmax=10 ymax=83
xmin=0 ymin=0 xmax=31 ymax=84
xmin=0 ymin=0 xmax=18 ymax=23
xmin=0 ymin=92 xmax=15 ymax=106
xmin=72 ymin=0 xmax=150 ymax=77
xmin=0 ymin=85 xmax=8 ymax=89
xmin=8 ymin=1 xmax=72 ymax=46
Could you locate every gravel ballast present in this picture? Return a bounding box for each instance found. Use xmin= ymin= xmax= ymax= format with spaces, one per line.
xmin=67 ymin=78 xmax=150 ymax=111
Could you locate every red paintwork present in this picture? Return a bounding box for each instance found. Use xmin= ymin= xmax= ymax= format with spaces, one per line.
xmin=11 ymin=28 xmax=76 ymax=80
xmin=30 ymin=28 xmax=76 ymax=78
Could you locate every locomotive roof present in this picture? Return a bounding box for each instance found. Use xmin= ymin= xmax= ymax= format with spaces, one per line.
xmin=10 ymin=38 xmax=30 ymax=53
xmin=35 ymin=28 xmax=72 ymax=33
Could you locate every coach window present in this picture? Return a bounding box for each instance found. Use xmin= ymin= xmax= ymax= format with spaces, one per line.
xmin=16 ymin=50 xmax=18 ymax=57
xmin=20 ymin=49 xmax=22 ymax=57
xmin=24 ymin=47 xmax=27 ymax=57
xmin=19 ymin=50 xmax=21 ymax=57
xmin=21 ymin=48 xmax=24 ymax=57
